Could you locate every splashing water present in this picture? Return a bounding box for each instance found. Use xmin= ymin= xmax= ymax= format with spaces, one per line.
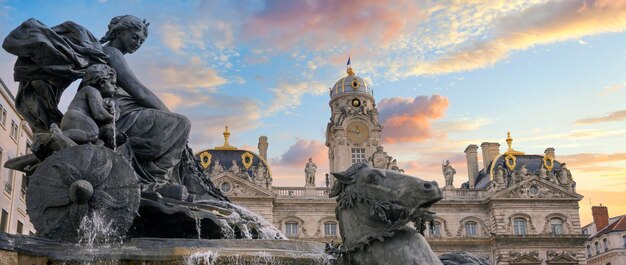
xmin=195 ymin=200 xmax=286 ymax=239
xmin=111 ymin=99 xmax=116 ymax=151
xmin=193 ymin=210 xmax=202 ymax=239
xmin=77 ymin=211 xmax=119 ymax=246
xmin=185 ymin=251 xmax=218 ymax=265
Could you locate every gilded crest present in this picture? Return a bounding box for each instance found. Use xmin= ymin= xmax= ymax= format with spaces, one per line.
xmin=199 ymin=151 xmax=212 ymax=169
xmin=505 ymin=154 xmax=517 ymax=170
xmin=543 ymin=155 xmax=554 ymax=171
xmin=241 ymin=152 xmax=254 ymax=170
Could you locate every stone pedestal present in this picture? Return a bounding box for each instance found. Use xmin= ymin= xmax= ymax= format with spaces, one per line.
xmin=305 ymin=186 xmax=317 ymax=197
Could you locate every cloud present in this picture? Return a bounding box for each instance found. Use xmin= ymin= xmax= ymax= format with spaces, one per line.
xmin=599 ymin=82 xmax=626 ymax=95
xmin=128 ymin=56 xmax=228 ymax=94
xmin=574 ymin=110 xmax=626 ymax=125
xmin=183 ymin=94 xmax=262 ymax=150
xmin=410 ymin=0 xmax=626 ymax=75
xmin=433 ymin=117 xmax=492 ymax=132
xmin=159 ymin=22 xmax=185 ymax=53
xmin=557 ymin=153 xmax=626 ymax=171
xmin=265 ymin=81 xmax=327 ymax=115
xmin=378 ymin=94 xmax=449 ymax=143
xmin=243 ymin=0 xmax=426 ymax=50
xmin=271 ymin=139 xmax=327 ymax=167
xmin=159 ymin=92 xmax=183 ymax=110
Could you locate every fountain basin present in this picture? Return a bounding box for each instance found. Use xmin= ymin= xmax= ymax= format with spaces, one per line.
xmin=0 ymin=233 xmax=334 ymax=264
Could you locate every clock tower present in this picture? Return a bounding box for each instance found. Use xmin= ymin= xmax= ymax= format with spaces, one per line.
xmin=325 ymin=65 xmax=383 ymax=179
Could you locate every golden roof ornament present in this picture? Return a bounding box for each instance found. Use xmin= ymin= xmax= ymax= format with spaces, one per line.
xmin=347 ymin=66 xmax=355 ymax=76
xmin=215 ymin=126 xmax=237 ymax=150
xmin=504 ymin=131 xmax=524 ymax=155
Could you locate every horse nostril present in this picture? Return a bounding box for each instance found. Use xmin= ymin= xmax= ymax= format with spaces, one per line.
xmin=423 ymin=182 xmax=432 ymax=190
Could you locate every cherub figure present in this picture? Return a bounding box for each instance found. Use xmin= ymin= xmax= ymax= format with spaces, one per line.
xmin=60 ymin=64 xmax=118 ymax=147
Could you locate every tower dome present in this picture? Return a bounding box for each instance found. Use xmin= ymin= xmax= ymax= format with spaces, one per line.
xmin=330 ymin=66 xmax=372 ymax=99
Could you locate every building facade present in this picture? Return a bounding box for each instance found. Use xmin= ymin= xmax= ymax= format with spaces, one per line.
xmin=197 ymin=67 xmax=587 ymax=264
xmin=0 ymin=78 xmax=35 ymax=236
xmin=582 ymin=206 xmax=626 ymax=265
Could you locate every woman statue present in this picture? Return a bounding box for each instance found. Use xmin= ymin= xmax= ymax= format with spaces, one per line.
xmin=99 ymin=15 xmax=194 ymax=190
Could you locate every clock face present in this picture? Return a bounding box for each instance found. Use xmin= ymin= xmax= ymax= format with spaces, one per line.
xmin=346 ymin=120 xmax=370 ymax=145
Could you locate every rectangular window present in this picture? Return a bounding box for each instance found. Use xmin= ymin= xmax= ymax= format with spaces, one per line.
xmin=351 ymin=148 xmax=366 ymax=164
xmin=4 ymin=157 xmax=12 ymax=194
xmin=0 ymin=104 xmax=6 ymax=126
xmin=465 ymin=221 xmax=478 ymax=236
xmin=514 ymin=219 xmax=527 ymax=235
xmin=431 ymin=222 xmax=441 ymax=236
xmin=324 ymin=222 xmax=337 ymax=236
xmin=285 ymin=222 xmax=298 ymax=236
xmin=0 ymin=210 xmax=7 ymax=232
xmin=20 ymin=174 xmax=27 ymax=200
xmin=16 ymin=221 xmax=23 ymax=234
xmin=10 ymin=120 xmax=18 ymax=140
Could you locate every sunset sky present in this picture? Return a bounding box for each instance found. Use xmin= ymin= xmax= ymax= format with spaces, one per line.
xmin=1 ymin=0 xmax=625 ymax=225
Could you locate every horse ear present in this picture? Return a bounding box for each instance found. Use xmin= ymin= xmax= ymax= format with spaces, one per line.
xmin=332 ymin=172 xmax=354 ymax=184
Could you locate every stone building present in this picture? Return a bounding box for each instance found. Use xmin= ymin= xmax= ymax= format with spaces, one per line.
xmin=582 ymin=205 xmax=626 ymax=265
xmin=0 ymin=78 xmax=35 ymax=236
xmin=195 ymin=127 xmax=337 ymax=243
xmin=197 ymin=66 xmax=588 ymax=264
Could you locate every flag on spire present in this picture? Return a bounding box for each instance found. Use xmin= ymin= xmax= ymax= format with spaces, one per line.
xmin=346 ymin=56 xmax=351 ymax=67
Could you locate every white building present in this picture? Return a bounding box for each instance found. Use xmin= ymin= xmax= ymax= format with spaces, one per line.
xmin=199 ymin=66 xmax=588 ymax=264
xmin=583 ymin=205 xmax=626 ymax=265
xmin=0 ymin=78 xmax=35 ymax=235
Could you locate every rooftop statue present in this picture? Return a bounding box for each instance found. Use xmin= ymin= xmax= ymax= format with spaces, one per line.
xmin=305 ymin=157 xmax=317 ymax=186
xmin=2 ymin=15 xmax=283 ymax=242
xmin=442 ymin=160 xmax=456 ymax=189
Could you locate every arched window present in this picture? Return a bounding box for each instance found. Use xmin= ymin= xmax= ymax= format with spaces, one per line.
xmin=550 ymin=218 xmax=563 ymax=235
xmin=623 ymin=235 xmax=626 ymax=248
xmin=430 ymin=221 xmax=441 ymax=237
xmin=603 ymin=238 xmax=609 ymax=251
xmin=513 ymin=218 xmax=527 ymax=235
xmin=595 ymin=241 xmax=600 ymax=254
xmin=285 ymin=221 xmax=298 ymax=236
xmin=586 ymin=245 xmax=591 ymax=257
xmin=465 ymin=221 xmax=478 ymax=236
xmin=324 ymin=221 xmax=337 ymax=237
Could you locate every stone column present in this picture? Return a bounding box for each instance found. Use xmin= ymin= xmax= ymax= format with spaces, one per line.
xmin=465 ymin=144 xmax=479 ymax=189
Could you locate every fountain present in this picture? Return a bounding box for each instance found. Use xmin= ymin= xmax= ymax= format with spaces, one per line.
xmin=0 ymin=16 xmax=333 ymax=264
xmin=0 ymin=15 xmax=489 ymax=265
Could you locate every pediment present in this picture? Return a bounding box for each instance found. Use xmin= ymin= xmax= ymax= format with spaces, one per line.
xmin=511 ymin=255 xmax=541 ymax=264
xmin=492 ymin=176 xmax=582 ymax=200
xmin=213 ymin=173 xmax=275 ymax=197
xmin=547 ymin=255 xmax=578 ymax=264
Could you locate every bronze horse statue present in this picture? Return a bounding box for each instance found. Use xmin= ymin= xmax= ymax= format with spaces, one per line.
xmin=330 ymin=163 xmax=443 ymax=265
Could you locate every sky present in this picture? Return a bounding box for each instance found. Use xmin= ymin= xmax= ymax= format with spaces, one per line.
xmin=1 ymin=0 xmax=625 ymax=226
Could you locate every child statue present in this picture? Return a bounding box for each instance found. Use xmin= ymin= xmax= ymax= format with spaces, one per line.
xmin=60 ymin=64 xmax=118 ymax=148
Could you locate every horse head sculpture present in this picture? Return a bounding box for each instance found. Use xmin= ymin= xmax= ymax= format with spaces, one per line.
xmin=330 ymin=162 xmax=443 ymax=265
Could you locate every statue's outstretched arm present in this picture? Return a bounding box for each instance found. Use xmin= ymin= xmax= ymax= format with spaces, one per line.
xmin=105 ymin=47 xmax=170 ymax=111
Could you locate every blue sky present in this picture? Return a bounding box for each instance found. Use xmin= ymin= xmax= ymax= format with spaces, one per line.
xmin=1 ymin=0 xmax=625 ymax=224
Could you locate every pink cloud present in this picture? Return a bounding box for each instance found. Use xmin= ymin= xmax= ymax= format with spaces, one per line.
xmin=574 ymin=110 xmax=626 ymax=125
xmin=378 ymin=94 xmax=449 ymax=144
xmin=411 ymin=0 xmax=626 ymax=75
xmin=243 ymin=0 xmax=426 ymax=50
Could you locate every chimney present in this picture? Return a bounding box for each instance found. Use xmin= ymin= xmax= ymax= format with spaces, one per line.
xmin=465 ymin=144 xmax=479 ymax=188
xmin=258 ymin=136 xmax=268 ymax=161
xmin=592 ymin=205 xmax=609 ymax=231
xmin=481 ymin=142 xmax=491 ymax=170
xmin=544 ymin=147 xmax=555 ymax=159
